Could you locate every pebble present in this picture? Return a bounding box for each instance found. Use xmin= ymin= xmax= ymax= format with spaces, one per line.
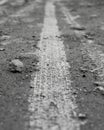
xmin=0 ymin=35 xmax=10 ymax=41
xmin=9 ymin=59 xmax=24 ymax=72
xmin=93 ymin=82 xmax=104 ymax=87
xmin=0 ymin=48 xmax=5 ymax=51
xmin=83 ymin=34 xmax=94 ymax=40
xmin=30 ymin=84 xmax=34 ymax=88
xmin=34 ymin=66 xmax=40 ymax=71
xmin=94 ymin=86 xmax=104 ymax=95
xmin=78 ymin=113 xmax=87 ymax=121
xmin=79 ymin=67 xmax=88 ymax=72
xmin=87 ymin=3 xmax=94 ymax=7
xmin=70 ymin=26 xmax=86 ymax=31
xmin=90 ymin=14 xmax=98 ymax=18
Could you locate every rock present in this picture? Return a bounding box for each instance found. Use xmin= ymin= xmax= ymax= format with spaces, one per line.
xmin=0 ymin=35 xmax=10 ymax=41
xmin=0 ymin=48 xmax=5 ymax=51
xmin=9 ymin=59 xmax=24 ymax=72
xmin=49 ymin=101 xmax=57 ymax=109
xmin=78 ymin=113 xmax=87 ymax=121
xmin=94 ymin=86 xmax=104 ymax=95
xmin=93 ymin=82 xmax=104 ymax=87
xmin=72 ymin=91 xmax=78 ymax=95
xmin=87 ymin=3 xmax=94 ymax=7
xmin=90 ymin=14 xmax=98 ymax=18
xmin=83 ymin=33 xmax=95 ymax=40
xmin=73 ymin=15 xmax=80 ymax=20
xmin=30 ymin=85 xmax=34 ymax=88
xmin=79 ymin=67 xmax=88 ymax=73
xmin=90 ymin=67 xmax=101 ymax=72
xmin=87 ymin=40 xmax=94 ymax=44
xmin=70 ymin=26 xmax=86 ymax=31
xmin=34 ymin=65 xmax=40 ymax=71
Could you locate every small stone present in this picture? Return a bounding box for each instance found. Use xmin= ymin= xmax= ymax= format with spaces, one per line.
xmin=34 ymin=66 xmax=40 ymax=71
xmin=9 ymin=59 xmax=24 ymax=72
xmin=82 ymin=74 xmax=86 ymax=78
xmin=70 ymin=26 xmax=86 ymax=31
xmin=83 ymin=33 xmax=94 ymax=40
xmin=87 ymin=40 xmax=94 ymax=44
xmin=79 ymin=67 xmax=88 ymax=72
xmin=0 ymin=48 xmax=5 ymax=51
xmin=32 ymin=35 xmax=36 ymax=38
xmin=20 ymin=82 xmax=23 ymax=85
xmin=73 ymin=15 xmax=80 ymax=20
xmin=94 ymin=86 xmax=104 ymax=95
xmin=26 ymin=74 xmax=29 ymax=77
xmin=40 ymin=93 xmax=45 ymax=98
xmin=30 ymin=85 xmax=34 ymax=88
xmin=22 ymin=76 xmax=25 ymax=80
xmin=32 ymin=62 xmax=36 ymax=66
xmin=1 ymin=35 xmax=10 ymax=41
xmin=78 ymin=113 xmax=87 ymax=121
xmin=72 ymin=91 xmax=78 ymax=95
xmin=87 ymin=3 xmax=94 ymax=7
xmin=93 ymin=82 xmax=104 ymax=87
xmin=90 ymin=67 xmax=101 ymax=72
xmin=90 ymin=14 xmax=98 ymax=18
xmin=49 ymin=101 xmax=57 ymax=108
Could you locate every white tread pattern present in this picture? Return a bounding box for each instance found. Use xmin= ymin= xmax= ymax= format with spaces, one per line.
xmin=28 ymin=1 xmax=80 ymax=130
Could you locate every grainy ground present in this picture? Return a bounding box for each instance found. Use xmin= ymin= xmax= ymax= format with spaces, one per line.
xmin=0 ymin=0 xmax=104 ymax=130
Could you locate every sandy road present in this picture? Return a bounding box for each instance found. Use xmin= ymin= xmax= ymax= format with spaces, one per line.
xmin=1 ymin=0 xmax=104 ymax=130
xmin=28 ymin=0 xmax=80 ymax=130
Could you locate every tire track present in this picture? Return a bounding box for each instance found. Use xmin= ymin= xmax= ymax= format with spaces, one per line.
xmin=59 ymin=2 xmax=104 ymax=80
xmin=28 ymin=1 xmax=80 ymax=130
xmin=58 ymin=2 xmax=84 ymax=36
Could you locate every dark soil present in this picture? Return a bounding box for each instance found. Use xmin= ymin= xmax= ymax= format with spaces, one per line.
xmin=0 ymin=1 xmax=45 ymax=130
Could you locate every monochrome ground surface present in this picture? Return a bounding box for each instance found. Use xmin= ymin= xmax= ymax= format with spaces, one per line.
xmin=0 ymin=0 xmax=104 ymax=130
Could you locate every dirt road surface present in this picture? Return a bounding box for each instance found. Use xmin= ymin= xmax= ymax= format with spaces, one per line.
xmin=0 ymin=0 xmax=104 ymax=130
